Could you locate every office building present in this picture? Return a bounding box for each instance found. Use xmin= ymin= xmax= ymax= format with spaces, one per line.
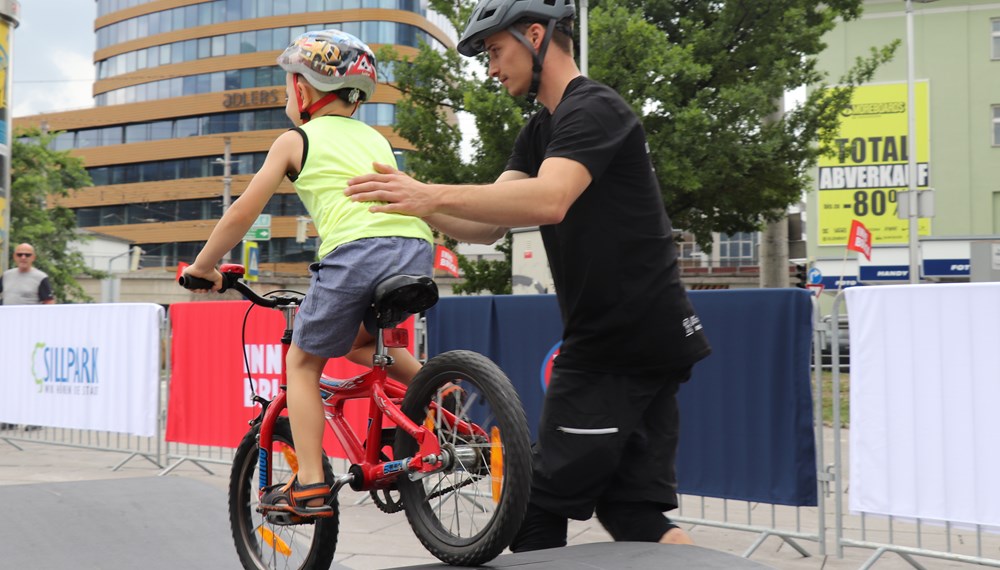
xmin=14 ymin=0 xmax=455 ymax=276
xmin=809 ymin=0 xmax=1000 ymax=286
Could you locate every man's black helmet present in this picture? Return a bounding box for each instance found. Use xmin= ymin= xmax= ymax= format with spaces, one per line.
xmin=457 ymin=0 xmax=576 ymax=57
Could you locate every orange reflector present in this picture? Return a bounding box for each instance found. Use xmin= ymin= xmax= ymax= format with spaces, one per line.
xmin=280 ymin=443 xmax=299 ymax=474
xmin=258 ymin=526 xmax=292 ymax=557
xmin=383 ymin=328 xmax=409 ymax=348
xmin=490 ymin=426 xmax=503 ymax=503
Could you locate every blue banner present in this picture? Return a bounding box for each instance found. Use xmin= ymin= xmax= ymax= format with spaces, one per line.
xmin=819 ymin=275 xmax=861 ymax=289
xmin=425 ymin=295 xmax=561 ymax=440
xmin=426 ymin=289 xmax=817 ymax=507
xmin=923 ymin=259 xmax=970 ymax=277
xmin=859 ymin=265 xmax=909 ymax=281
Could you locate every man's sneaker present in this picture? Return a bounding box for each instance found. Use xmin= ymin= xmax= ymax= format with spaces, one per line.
xmin=0 ymin=423 xmax=17 ymax=430
xmin=24 ymin=425 xmax=42 ymax=432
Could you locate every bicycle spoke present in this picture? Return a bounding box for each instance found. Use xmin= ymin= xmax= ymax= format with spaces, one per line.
xmin=231 ymin=419 xmax=337 ymax=570
xmin=395 ymin=351 xmax=531 ymax=565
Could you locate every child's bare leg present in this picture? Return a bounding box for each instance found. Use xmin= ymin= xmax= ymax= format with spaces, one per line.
xmin=344 ymin=325 xmax=422 ymax=385
xmin=285 ymin=343 xmax=328 ymax=499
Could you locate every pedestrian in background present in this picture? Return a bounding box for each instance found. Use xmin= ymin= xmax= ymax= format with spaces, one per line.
xmin=1 ymin=243 xmax=55 ymax=306
xmin=1 ymin=242 xmax=54 ymax=430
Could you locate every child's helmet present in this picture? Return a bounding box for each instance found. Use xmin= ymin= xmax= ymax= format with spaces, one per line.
xmin=277 ymin=30 xmax=378 ymax=101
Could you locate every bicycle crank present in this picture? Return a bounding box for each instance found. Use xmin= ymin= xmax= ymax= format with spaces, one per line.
xmin=370 ymin=488 xmax=404 ymax=513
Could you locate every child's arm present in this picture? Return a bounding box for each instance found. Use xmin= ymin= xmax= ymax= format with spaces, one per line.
xmin=183 ymin=130 xmax=302 ymax=290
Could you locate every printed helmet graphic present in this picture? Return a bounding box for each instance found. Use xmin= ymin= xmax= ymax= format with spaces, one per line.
xmin=457 ymin=0 xmax=576 ymax=57
xmin=277 ymin=29 xmax=378 ymax=100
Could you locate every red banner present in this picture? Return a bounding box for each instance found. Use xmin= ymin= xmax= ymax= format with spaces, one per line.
xmin=167 ymin=300 xmax=414 ymax=456
xmin=847 ymin=219 xmax=872 ymax=261
xmin=434 ymin=245 xmax=460 ymax=277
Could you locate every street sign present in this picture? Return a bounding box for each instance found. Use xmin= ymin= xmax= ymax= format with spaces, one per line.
xmin=807 ymin=267 xmax=822 ymax=285
xmin=244 ymin=241 xmax=259 ymax=282
xmin=244 ymin=228 xmax=271 ymax=241
xmin=244 ymin=214 xmax=271 ymax=241
xmin=805 ymin=283 xmax=824 ymax=298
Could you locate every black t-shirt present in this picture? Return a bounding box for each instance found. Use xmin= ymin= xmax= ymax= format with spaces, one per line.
xmin=506 ymin=76 xmax=711 ymax=374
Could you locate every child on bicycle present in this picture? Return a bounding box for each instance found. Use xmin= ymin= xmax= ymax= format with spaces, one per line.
xmin=181 ymin=29 xmax=433 ymax=519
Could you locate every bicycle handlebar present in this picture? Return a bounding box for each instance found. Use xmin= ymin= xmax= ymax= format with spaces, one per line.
xmin=178 ymin=264 xmax=296 ymax=309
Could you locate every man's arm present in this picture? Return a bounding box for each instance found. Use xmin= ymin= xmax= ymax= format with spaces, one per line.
xmin=345 ymin=157 xmax=592 ymax=229
xmin=38 ymin=276 xmax=55 ymax=304
xmin=422 ymin=170 xmax=529 ymax=244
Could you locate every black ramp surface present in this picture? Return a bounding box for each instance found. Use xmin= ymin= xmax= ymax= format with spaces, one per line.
xmin=394 ymin=542 xmax=775 ymax=569
xmin=0 ymin=477 xmax=244 ymax=569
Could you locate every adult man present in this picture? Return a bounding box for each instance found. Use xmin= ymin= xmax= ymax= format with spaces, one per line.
xmin=345 ymin=0 xmax=711 ymax=551
xmin=0 ymin=243 xmax=55 ymax=306
xmin=1 ymin=243 xmax=54 ymax=430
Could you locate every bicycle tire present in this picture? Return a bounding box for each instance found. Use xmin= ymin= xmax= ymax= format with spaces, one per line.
xmin=394 ymin=350 xmax=532 ymax=566
xmin=230 ymin=417 xmax=339 ymax=570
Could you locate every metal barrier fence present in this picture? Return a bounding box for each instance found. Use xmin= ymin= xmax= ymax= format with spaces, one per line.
xmin=672 ymin=296 xmax=829 ymax=560
xmin=0 ymin=315 xmax=170 ymax=470
xmin=830 ymin=291 xmax=1000 ymax=569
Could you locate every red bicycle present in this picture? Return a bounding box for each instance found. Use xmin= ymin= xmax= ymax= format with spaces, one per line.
xmin=180 ymin=264 xmax=531 ymax=569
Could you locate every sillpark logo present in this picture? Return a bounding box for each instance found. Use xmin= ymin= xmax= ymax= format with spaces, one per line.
xmin=31 ymin=342 xmax=100 ymax=395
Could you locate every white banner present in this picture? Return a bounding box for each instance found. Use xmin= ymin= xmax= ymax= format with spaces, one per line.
xmin=0 ymin=303 xmax=163 ymax=437
xmin=845 ymin=283 xmax=1000 ymax=527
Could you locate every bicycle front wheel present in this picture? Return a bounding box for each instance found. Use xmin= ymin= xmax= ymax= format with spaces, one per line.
xmin=229 ymin=417 xmax=339 ymax=570
xmin=394 ymin=350 xmax=532 ymax=566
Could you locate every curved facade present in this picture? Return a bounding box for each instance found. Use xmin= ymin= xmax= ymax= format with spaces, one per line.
xmin=15 ymin=0 xmax=455 ymax=274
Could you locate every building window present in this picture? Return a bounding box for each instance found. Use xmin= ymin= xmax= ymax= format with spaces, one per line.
xmin=676 ymin=239 xmax=708 ymax=268
xmin=95 ymin=0 xmax=438 ymax=49
xmin=993 ymin=20 xmax=1000 ymax=60
xmin=994 ymin=106 xmax=1000 ymax=146
xmin=53 ymin=106 xmax=396 ymax=151
xmin=97 ymin=22 xmax=439 ymax=81
xmin=718 ymin=232 xmax=759 ymax=267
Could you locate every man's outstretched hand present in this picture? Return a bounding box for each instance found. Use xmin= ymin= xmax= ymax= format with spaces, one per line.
xmin=345 ymin=162 xmax=437 ymax=217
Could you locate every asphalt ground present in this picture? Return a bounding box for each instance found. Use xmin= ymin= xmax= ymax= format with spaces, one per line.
xmin=0 ymin=434 xmax=990 ymax=569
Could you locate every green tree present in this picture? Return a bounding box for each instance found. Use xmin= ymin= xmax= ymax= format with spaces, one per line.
xmin=377 ymin=36 xmax=526 ymax=295
xmin=381 ymin=0 xmax=897 ymax=288
xmin=9 ymin=128 xmax=100 ymax=302
xmin=452 ymin=234 xmax=513 ymax=295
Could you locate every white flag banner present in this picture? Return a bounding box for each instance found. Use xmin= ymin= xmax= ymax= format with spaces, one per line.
xmin=0 ymin=303 xmax=163 ymax=437
xmin=845 ymin=283 xmax=1000 ymax=527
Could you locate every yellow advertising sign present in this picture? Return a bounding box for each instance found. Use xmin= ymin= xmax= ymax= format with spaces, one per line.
xmin=817 ymin=82 xmax=931 ymax=245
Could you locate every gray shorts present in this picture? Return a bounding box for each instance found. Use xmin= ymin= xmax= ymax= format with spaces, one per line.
xmin=292 ymin=237 xmax=433 ymax=358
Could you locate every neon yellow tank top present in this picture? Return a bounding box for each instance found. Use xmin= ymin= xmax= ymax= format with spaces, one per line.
xmin=292 ymin=115 xmax=432 ymax=258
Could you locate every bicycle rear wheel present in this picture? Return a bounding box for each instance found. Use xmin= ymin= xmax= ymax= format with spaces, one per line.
xmin=229 ymin=417 xmax=339 ymax=570
xmin=394 ymin=350 xmax=532 ymax=566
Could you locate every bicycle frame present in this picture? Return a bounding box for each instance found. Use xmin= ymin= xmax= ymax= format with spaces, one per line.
xmin=252 ymin=302 xmax=478 ymax=495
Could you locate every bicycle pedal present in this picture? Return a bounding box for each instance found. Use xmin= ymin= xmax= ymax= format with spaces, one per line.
xmin=264 ymin=511 xmax=312 ymax=526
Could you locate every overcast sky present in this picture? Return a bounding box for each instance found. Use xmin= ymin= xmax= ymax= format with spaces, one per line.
xmin=11 ymin=0 xmax=96 ymax=117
